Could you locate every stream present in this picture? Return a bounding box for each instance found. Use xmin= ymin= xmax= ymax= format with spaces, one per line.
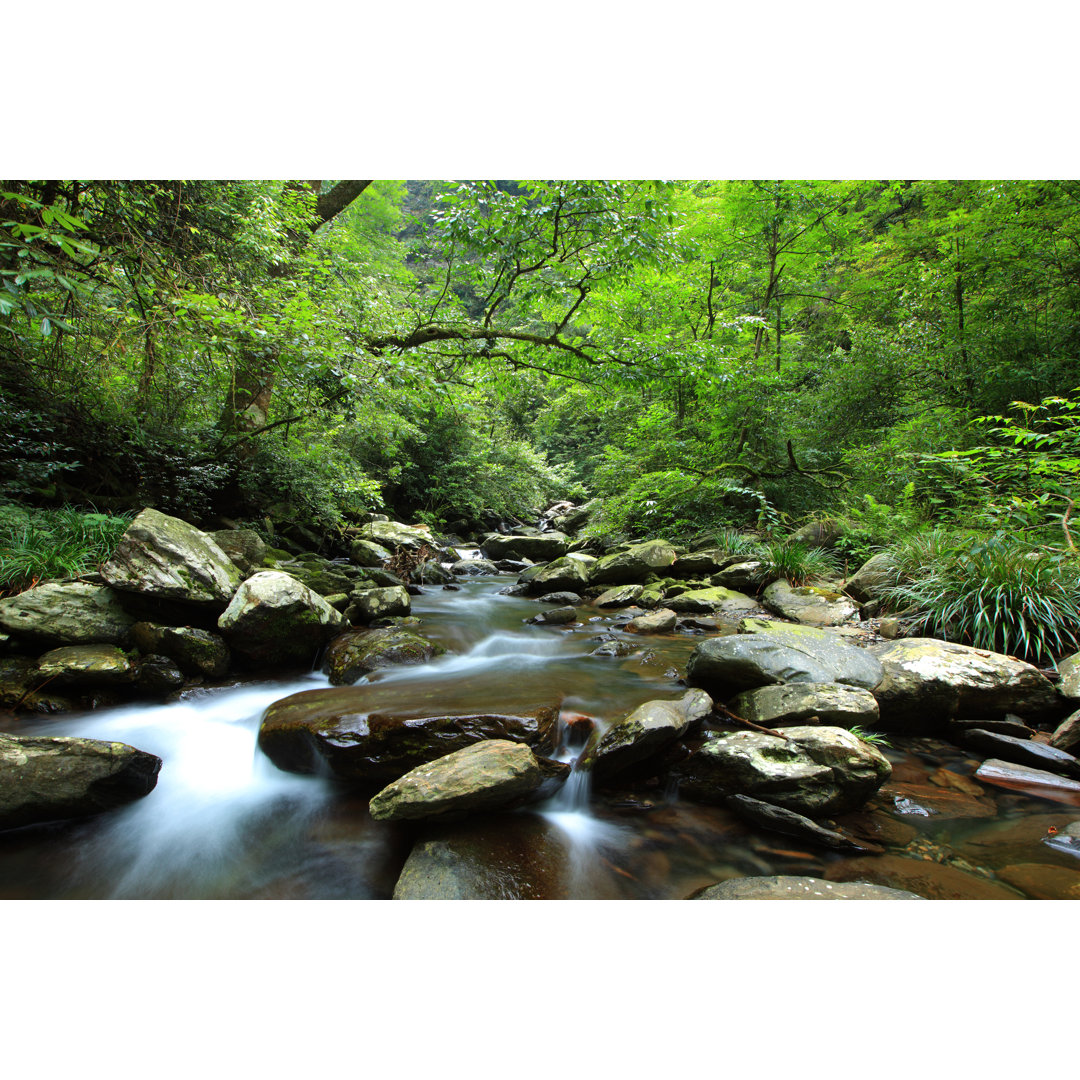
xmin=2 ymin=575 xmax=1079 ymax=899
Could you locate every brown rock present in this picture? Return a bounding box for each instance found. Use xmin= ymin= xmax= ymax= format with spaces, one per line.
xmin=927 ymin=768 xmax=986 ymax=797
xmin=824 ymin=854 xmax=1023 ymax=899
xmin=995 ymin=862 xmax=1080 ymax=900
xmin=879 ymin=781 xmax=998 ymax=820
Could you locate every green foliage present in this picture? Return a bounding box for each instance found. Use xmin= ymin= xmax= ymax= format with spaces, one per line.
xmin=882 ymin=535 xmax=1080 ymax=666
xmin=754 ymin=540 xmax=840 ymax=587
xmin=0 ymin=504 xmax=132 ymax=595
xmin=848 ymin=725 xmax=892 ymax=749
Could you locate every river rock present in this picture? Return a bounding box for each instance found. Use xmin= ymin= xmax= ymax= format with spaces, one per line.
xmin=948 ymin=713 xmax=1036 ymax=740
xmin=975 ymin=758 xmax=1080 ymax=806
xmin=347 ymin=586 xmax=411 ymax=622
xmin=137 ymin=654 xmax=186 ymax=692
xmin=593 ymin=689 xmax=713 ymax=782
xmin=210 ymin=529 xmax=266 ymax=577
xmin=359 ymin=520 xmax=439 ymax=553
xmin=1050 ymin=710 xmax=1080 ymax=754
xmin=218 ymin=571 xmax=343 ymax=664
xmin=724 ymin=794 xmax=873 ymax=852
xmin=595 ymin=584 xmax=645 ymax=608
xmin=589 ymin=540 xmax=677 ymax=585
xmin=667 ymin=587 xmax=761 ymax=617
xmin=325 ymin=627 xmax=445 ymax=685
xmin=349 ymin=537 xmax=392 ymax=567
xmin=528 ymin=606 xmax=577 ymax=626
xmin=880 ymin=780 xmax=997 ymax=819
xmin=762 ymin=581 xmax=859 ymax=627
xmin=686 ymin=624 xmax=884 ymax=696
xmin=35 ymin=644 xmax=136 ymax=686
xmin=626 ymin=609 xmax=678 ymax=634
xmin=368 ymin=740 xmax=562 ymax=821
xmin=258 ymin=686 xmax=560 ymax=783
xmin=450 ymin=558 xmax=498 ymax=577
xmin=691 ymin=875 xmax=924 ymax=900
xmin=995 ymin=863 xmax=1080 ymax=900
xmin=535 ymin=591 xmax=583 ymax=606
xmin=962 ymin=728 xmax=1080 ymax=779
xmin=843 ymin=552 xmax=900 ymax=603
xmin=0 ymin=582 xmax=137 ymax=647
xmin=672 ymin=725 xmax=892 ymax=817
xmin=482 ymin=533 xmax=570 ymax=562
xmin=1057 ymin=652 xmax=1080 ymax=700
xmin=728 ymin=682 xmax=880 ymax=728
xmin=0 ymin=732 xmax=162 ymax=830
xmin=870 ymin=638 xmax=1061 ymax=730
xmin=131 ymin=622 xmax=230 ymax=677
xmin=523 ymin=556 xmax=590 ymax=593
xmin=673 ymin=550 xmax=742 ymax=577
xmin=710 ymin=561 xmax=764 ymax=592
xmin=101 ymin=508 xmax=242 ymax=606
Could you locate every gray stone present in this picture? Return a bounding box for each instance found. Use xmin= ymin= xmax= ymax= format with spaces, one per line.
xmin=136 ymin=655 xmax=186 ymax=693
xmin=482 ymin=533 xmax=570 ymax=562
xmin=975 ymin=758 xmax=1080 ymax=799
xmin=673 ymin=549 xmax=742 ymax=577
xmin=691 ymin=875 xmax=924 ymax=900
xmin=588 ymin=540 xmax=677 ymax=585
xmin=725 ymin=795 xmax=873 ymax=852
xmin=218 ymin=571 xmax=343 ymax=664
xmin=347 ymin=586 xmax=411 ymax=622
xmin=349 ymin=537 xmax=393 ymax=567
xmin=131 ymin=622 xmax=230 ymax=677
xmin=0 ymin=582 xmax=137 ymax=647
xmin=594 ymin=584 xmax=645 ymax=608
xmin=359 ymin=520 xmax=441 ymax=553
xmin=962 ymin=728 xmax=1080 ymax=779
xmin=523 ymin=556 xmax=590 ymax=593
xmin=626 ymin=608 xmax=678 ymax=634
xmin=450 ymin=558 xmax=498 ymax=576
xmin=1050 ymin=710 xmax=1080 ymax=754
xmin=101 ymin=508 xmax=242 ymax=605
xmin=667 ymin=586 xmax=761 ymax=617
xmin=1059 ymin=653 xmax=1080 ymax=700
xmin=729 ymin=681 xmax=880 ymax=728
xmin=0 ymin=733 xmax=161 ymax=830
xmin=710 ymin=561 xmax=764 ymax=592
xmin=593 ymin=689 xmax=713 ymax=781
xmin=528 ymin=606 xmax=577 ymax=626
xmin=35 ymin=644 xmax=135 ymax=686
xmin=672 ymin=725 xmax=892 ymax=817
xmin=844 ymin=552 xmax=901 ymax=603
xmin=210 ymin=529 xmax=266 ymax=577
xmin=762 ymin=580 xmax=859 ymax=627
xmin=325 ymin=627 xmax=445 ymax=685
xmin=535 ymin=592 xmax=583 ymax=606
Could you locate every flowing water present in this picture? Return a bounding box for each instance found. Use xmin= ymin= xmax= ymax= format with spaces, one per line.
xmin=2 ymin=576 xmax=1078 ymax=899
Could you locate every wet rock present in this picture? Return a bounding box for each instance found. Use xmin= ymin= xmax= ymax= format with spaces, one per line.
xmin=974 ymin=758 xmax=1080 ymax=807
xmin=415 ymin=561 xmax=454 ymax=585
xmin=348 ymin=537 xmax=392 ymax=567
xmin=668 ymin=586 xmax=761 ymax=618
xmin=590 ymin=639 xmax=638 ymax=658
xmin=0 ymin=733 xmax=162 ymax=831
xmin=927 ymin=767 xmax=986 ymax=797
xmin=687 ymin=623 xmax=884 ymax=696
xmin=528 ymin=606 xmax=577 ymax=626
xmin=347 ymin=585 xmax=411 ymax=623
xmin=589 ymin=540 xmax=677 ymax=586
xmin=593 ymin=690 xmax=713 ymax=782
xmin=961 ymin=728 xmax=1080 ymax=779
xmin=831 ymin=803 xmax=920 ymax=848
xmin=879 ymin=781 xmax=997 ymax=820
xmin=823 ymin=854 xmax=1022 ymax=899
xmin=762 ymin=581 xmax=859 ymax=627
xmin=843 ymin=552 xmax=900 ymax=603
xmin=562 ymin=712 xmax=596 ymax=747
xmin=690 ymin=875 xmax=923 ymax=900
xmin=595 ymin=584 xmax=645 ymax=608
xmin=210 ymin=529 xmax=266 ymax=577
xmin=870 ymin=638 xmax=1060 ymax=731
xmin=729 ymin=682 xmax=880 ymax=729
xmin=522 ymin=556 xmax=589 ymax=594
xmin=35 ymin=644 xmax=135 ymax=686
xmin=995 ymin=863 xmax=1080 ymax=900
xmin=218 ymin=571 xmax=343 ymax=664
xmin=450 ymin=558 xmax=498 ymax=577
xmin=258 ymin=686 xmax=560 ymax=783
xmin=369 ymin=740 xmax=563 ymax=821
xmin=101 ymin=508 xmax=242 ymax=606
xmin=481 ymin=533 xmax=570 ymax=562
xmin=535 ymin=591 xmax=583 ymax=606
xmin=1049 ymin=710 xmax=1080 ymax=754
xmin=626 ymin=609 xmax=678 ymax=634
xmin=136 ymin=654 xmax=186 ymax=693
xmin=948 ymin=714 xmax=1036 ymax=740
xmin=325 ymin=627 xmax=445 ymax=685
xmin=672 ymin=725 xmax=891 ymax=817
xmin=359 ymin=520 xmax=441 ymax=553
xmin=0 ymin=582 xmax=137 ymax=647
xmin=962 ymin=812 xmax=1080 ymax=867
xmin=725 ymin=795 xmax=873 ymax=852
xmin=131 ymin=622 xmax=230 ymax=677
xmin=352 ymin=567 xmax=405 ymax=590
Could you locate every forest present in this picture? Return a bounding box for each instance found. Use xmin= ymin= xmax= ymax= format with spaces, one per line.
xmin=2 ymin=178 xmax=1079 ymax=664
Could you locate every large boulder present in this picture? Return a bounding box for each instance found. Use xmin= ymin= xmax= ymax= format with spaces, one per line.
xmin=0 ymin=582 xmax=137 ymax=647
xmin=761 ymin=581 xmax=859 ymax=627
xmin=672 ymin=549 xmax=743 ymax=577
xmin=626 ymin=608 xmax=678 ymax=634
xmin=672 ymin=725 xmax=892 ymax=817
xmin=35 ymin=644 xmax=136 ymax=687
xmin=450 ymin=558 xmax=498 ymax=577
xmin=482 ymin=533 xmax=570 ymax=562
xmin=131 ymin=622 xmax=230 ymax=677
xmin=347 ymin=586 xmax=411 ymax=623
xmin=686 ymin=623 xmax=884 ymax=696
xmin=325 ymin=627 xmax=445 ymax=685
xmin=843 ymin=552 xmax=900 ymax=603
xmin=1050 ymin=710 xmax=1080 ymax=754
xmin=349 ymin=537 xmax=393 ymax=567
xmin=728 ymin=682 xmax=880 ymax=729
xmin=258 ymin=686 xmax=560 ymax=784
xmin=210 ymin=529 xmax=266 ymax=577
xmin=589 ymin=540 xmax=677 ymax=586
xmin=218 ymin=571 xmax=343 ymax=664
xmin=101 ymin=508 xmax=242 ymax=606
xmin=667 ymin=586 xmax=761 ymax=618
xmin=0 ymin=733 xmax=161 ymax=830
xmin=593 ymin=689 xmax=713 ymax=782
xmin=1058 ymin=653 xmax=1080 ymax=701
xmin=691 ymin=876 xmax=924 ymax=900
xmin=870 ymin=638 xmax=1061 ymax=730
xmin=594 ymin=584 xmax=645 ymax=608
xmin=368 ymin=740 xmax=565 ymax=821
xmin=359 ymin=520 xmax=440 ymax=553
xmin=523 ymin=557 xmax=589 ymax=593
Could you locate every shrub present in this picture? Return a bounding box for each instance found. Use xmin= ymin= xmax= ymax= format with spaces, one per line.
xmin=754 ymin=540 xmax=841 ymax=587
xmin=882 ymin=536 xmax=1080 ymax=666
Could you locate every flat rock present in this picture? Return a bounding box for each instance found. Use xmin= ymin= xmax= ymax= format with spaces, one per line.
xmin=535 ymin=591 xmax=583 ymax=606
xmin=626 ymin=608 xmax=678 ymax=634
xmin=450 ymin=558 xmax=498 ymax=577
xmin=879 ymin=781 xmax=997 ymax=820
xmin=594 ymin=584 xmax=645 ymax=608
xmin=101 ymin=508 xmax=242 ymax=605
xmin=667 ymin=586 xmax=761 ymax=617
xmin=691 ymin=875 xmax=923 ymax=900
xmin=0 ymin=733 xmax=161 ymax=830
xmin=1049 ymin=710 xmax=1080 ymax=754
xmin=359 ymin=520 xmax=440 ymax=553
xmin=35 ymin=644 xmax=135 ymax=686
xmin=974 ymin=758 xmax=1080 ymax=807
xmin=348 ymin=537 xmax=392 ymax=567
xmin=589 ymin=540 xmax=677 ymax=586
xmin=0 ymin=582 xmax=137 ymax=647
xmin=762 ymin=581 xmax=859 ymax=627
xmin=824 ymin=854 xmax=1023 ymax=900
xmin=995 ymin=862 xmax=1080 ymax=900
xmin=725 ymin=794 xmax=872 ymax=852
xmin=729 ymin=682 xmax=880 ymax=728
xmin=962 ymin=728 xmax=1080 ymax=779
xmin=369 ymin=740 xmax=559 ymax=821
xmin=710 ymin=560 xmax=764 ymax=592
xmin=210 ymin=529 xmax=266 ymax=577
xmin=482 ymin=533 xmax=570 ymax=562
xmin=528 ymin=606 xmax=577 ymax=625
